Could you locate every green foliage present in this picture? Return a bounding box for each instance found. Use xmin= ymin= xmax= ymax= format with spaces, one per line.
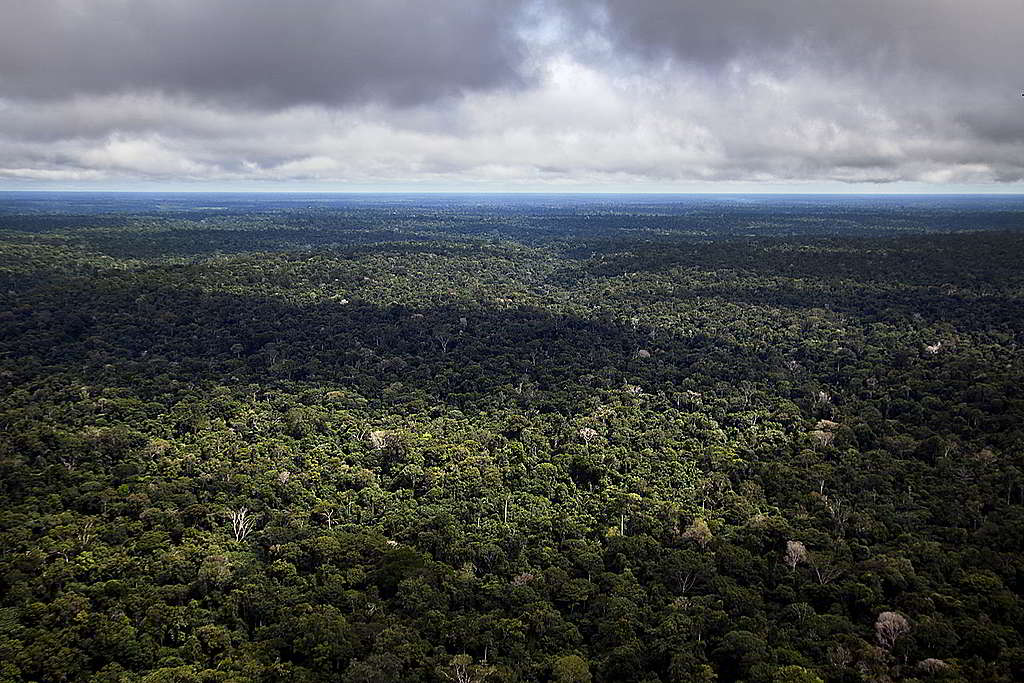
xmin=552 ymin=654 xmax=592 ymax=683
xmin=1 ymin=195 xmax=1023 ymax=681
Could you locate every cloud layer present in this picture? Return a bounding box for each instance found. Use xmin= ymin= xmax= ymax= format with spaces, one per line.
xmin=0 ymin=0 xmax=533 ymax=106
xmin=1 ymin=0 xmax=1021 ymax=189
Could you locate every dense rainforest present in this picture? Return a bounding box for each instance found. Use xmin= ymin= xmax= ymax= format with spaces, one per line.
xmin=1 ymin=193 xmax=1023 ymax=683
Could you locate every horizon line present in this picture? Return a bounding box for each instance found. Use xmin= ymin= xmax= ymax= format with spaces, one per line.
xmin=3 ymin=189 xmax=1024 ymax=197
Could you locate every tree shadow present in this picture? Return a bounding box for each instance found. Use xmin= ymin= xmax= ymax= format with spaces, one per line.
xmin=0 ymin=273 xmax=766 ymax=414
xmin=547 ymin=233 xmax=1024 ymax=333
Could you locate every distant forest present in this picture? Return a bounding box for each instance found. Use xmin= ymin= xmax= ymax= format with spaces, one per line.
xmin=1 ymin=194 xmax=1023 ymax=682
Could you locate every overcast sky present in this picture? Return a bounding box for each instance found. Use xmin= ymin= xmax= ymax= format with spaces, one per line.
xmin=1 ymin=0 xmax=1022 ymax=192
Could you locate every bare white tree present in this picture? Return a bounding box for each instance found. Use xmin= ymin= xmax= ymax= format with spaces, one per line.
xmin=77 ymin=519 xmax=96 ymax=547
xmin=369 ymin=430 xmax=389 ymax=450
xmin=440 ymin=655 xmax=492 ymax=683
xmin=441 ymin=660 xmax=473 ymax=683
xmin=784 ymin=540 xmax=808 ymax=571
xmin=875 ymin=611 xmax=910 ymax=649
xmin=434 ymin=332 xmax=452 ymax=354
xmin=229 ymin=507 xmax=260 ymax=542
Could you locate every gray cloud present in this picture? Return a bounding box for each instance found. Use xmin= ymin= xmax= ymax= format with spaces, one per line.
xmin=567 ymin=0 xmax=1021 ymax=83
xmin=0 ymin=0 xmax=534 ymax=107
xmin=0 ymin=0 xmax=1022 ymax=189
xmin=564 ymin=0 xmax=1024 ymax=148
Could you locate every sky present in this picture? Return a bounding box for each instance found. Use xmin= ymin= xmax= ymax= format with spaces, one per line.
xmin=0 ymin=0 xmax=1022 ymax=193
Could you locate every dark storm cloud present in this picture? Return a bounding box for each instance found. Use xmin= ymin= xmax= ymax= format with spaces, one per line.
xmin=0 ymin=0 xmax=533 ymax=107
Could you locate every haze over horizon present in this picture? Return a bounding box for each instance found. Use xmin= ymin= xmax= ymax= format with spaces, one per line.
xmin=1 ymin=0 xmax=1022 ymax=193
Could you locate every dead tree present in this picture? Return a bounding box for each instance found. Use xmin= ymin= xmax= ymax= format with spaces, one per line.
xmin=822 ymin=493 xmax=851 ymax=537
xmin=809 ymin=551 xmax=845 ymax=585
xmin=784 ymin=540 xmax=808 ymax=571
xmin=229 ymin=507 xmax=259 ymax=542
xmin=875 ymin=611 xmax=910 ymax=649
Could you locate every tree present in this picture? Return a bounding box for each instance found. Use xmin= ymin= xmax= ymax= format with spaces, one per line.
xmin=772 ymin=665 xmax=824 ymax=683
xmin=683 ymin=518 xmax=713 ymax=549
xmin=228 ymin=507 xmax=259 ymax=542
xmin=783 ymin=541 xmax=808 ymax=571
xmin=552 ymin=654 xmax=592 ymax=683
xmin=874 ymin=611 xmax=910 ymax=650
xmin=438 ymin=655 xmax=493 ymax=683
xmin=807 ymin=550 xmax=845 ymax=585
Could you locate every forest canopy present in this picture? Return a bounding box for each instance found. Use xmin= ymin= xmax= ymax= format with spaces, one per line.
xmin=1 ymin=193 xmax=1023 ymax=682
